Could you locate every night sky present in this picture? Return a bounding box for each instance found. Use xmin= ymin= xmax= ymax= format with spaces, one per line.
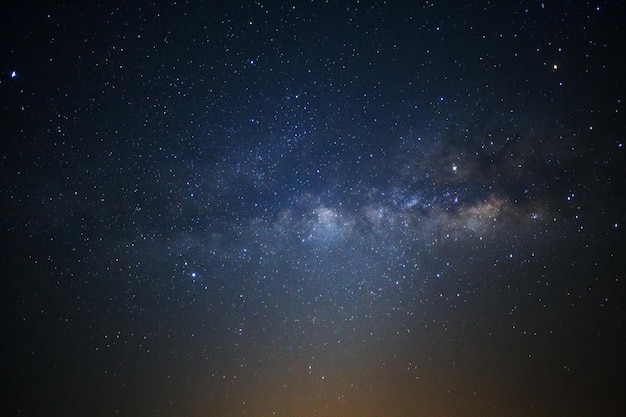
xmin=2 ymin=1 xmax=626 ymax=416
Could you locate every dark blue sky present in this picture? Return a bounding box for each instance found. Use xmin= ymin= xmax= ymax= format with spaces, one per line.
xmin=2 ymin=1 xmax=625 ymax=416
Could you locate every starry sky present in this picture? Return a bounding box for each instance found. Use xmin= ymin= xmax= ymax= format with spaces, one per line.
xmin=2 ymin=1 xmax=626 ymax=416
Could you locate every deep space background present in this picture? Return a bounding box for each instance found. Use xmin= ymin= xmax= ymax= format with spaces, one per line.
xmin=2 ymin=1 xmax=626 ymax=416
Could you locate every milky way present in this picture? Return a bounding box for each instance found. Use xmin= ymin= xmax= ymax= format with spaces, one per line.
xmin=2 ymin=1 xmax=625 ymax=416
